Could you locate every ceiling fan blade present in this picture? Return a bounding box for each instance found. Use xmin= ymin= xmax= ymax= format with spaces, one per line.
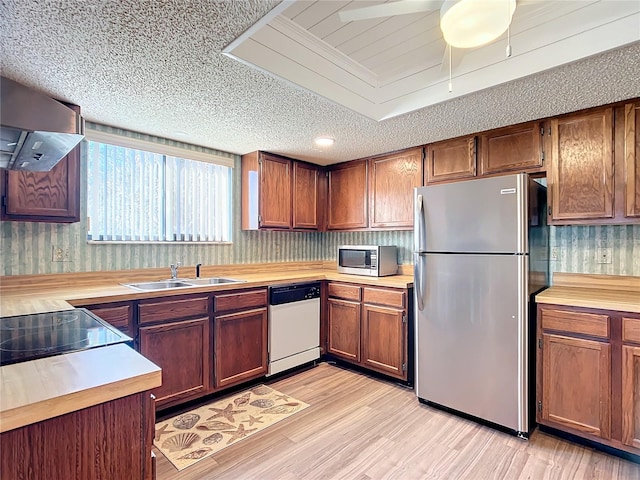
xmin=339 ymin=0 xmax=442 ymax=23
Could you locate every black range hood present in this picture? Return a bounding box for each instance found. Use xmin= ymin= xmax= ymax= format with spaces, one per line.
xmin=0 ymin=76 xmax=84 ymax=171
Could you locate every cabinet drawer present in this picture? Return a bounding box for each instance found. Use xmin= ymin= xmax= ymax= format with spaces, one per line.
xmin=138 ymin=295 xmax=209 ymax=325
xmin=328 ymin=283 xmax=361 ymax=301
xmin=363 ymin=287 xmax=405 ymax=308
xmin=541 ymin=308 xmax=610 ymax=339
xmin=215 ymin=289 xmax=267 ymax=313
xmin=622 ymin=317 xmax=640 ymax=344
xmin=87 ymin=303 xmax=132 ymax=332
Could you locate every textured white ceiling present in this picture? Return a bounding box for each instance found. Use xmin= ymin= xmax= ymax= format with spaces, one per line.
xmin=1 ymin=1 xmax=639 ymax=166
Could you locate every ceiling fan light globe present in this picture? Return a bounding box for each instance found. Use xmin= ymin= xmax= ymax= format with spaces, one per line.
xmin=440 ymin=0 xmax=516 ymax=49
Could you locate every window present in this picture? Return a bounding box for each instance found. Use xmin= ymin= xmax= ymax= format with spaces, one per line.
xmin=86 ymin=134 xmax=232 ymax=243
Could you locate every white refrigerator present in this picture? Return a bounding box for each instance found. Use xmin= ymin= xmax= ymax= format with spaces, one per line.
xmin=413 ymin=173 xmax=548 ymax=437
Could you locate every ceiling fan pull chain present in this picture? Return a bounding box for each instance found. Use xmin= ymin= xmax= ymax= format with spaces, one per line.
xmin=506 ymin=0 xmax=512 ymax=58
xmin=448 ymin=44 xmax=453 ymax=92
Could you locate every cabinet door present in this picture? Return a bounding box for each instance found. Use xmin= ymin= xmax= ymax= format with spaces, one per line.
xmin=259 ymin=153 xmax=292 ymax=228
xmin=327 ymin=160 xmax=368 ymax=230
xmin=214 ymin=307 xmax=267 ymax=389
xmin=362 ymin=304 xmax=406 ymax=380
xmin=1 ymin=144 xmax=80 ymax=222
xmin=624 ymin=101 xmax=640 ymax=218
xmin=479 ymin=122 xmax=544 ymax=175
xmin=425 ymin=135 xmax=476 ymax=184
xmin=622 ymin=345 xmax=640 ymax=449
xmin=139 ymin=317 xmax=211 ymax=407
xmin=548 ymin=108 xmax=614 ymax=222
xmin=540 ymin=333 xmax=611 ymax=439
xmin=327 ymin=298 xmax=361 ymax=362
xmin=369 ymin=147 xmax=422 ymax=229
xmin=293 ymin=162 xmax=319 ymax=229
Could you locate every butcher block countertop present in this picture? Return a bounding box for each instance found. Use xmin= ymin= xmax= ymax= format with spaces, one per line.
xmin=535 ymin=273 xmax=640 ymax=314
xmin=0 ymin=261 xmax=414 ymax=314
xmin=0 ymin=344 xmax=161 ymax=433
xmin=0 ymin=261 xmax=412 ymax=432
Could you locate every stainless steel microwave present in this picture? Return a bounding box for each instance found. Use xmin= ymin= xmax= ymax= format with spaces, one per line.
xmin=337 ymin=245 xmax=398 ymax=277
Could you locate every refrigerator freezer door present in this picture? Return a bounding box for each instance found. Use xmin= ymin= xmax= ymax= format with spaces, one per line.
xmin=416 ymin=253 xmax=529 ymax=433
xmin=416 ymin=174 xmax=528 ymax=254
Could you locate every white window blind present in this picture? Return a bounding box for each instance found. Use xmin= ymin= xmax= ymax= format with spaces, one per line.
xmin=86 ymin=138 xmax=232 ymax=243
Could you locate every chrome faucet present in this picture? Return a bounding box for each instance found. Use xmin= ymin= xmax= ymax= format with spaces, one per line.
xmin=170 ymin=262 xmax=181 ymax=279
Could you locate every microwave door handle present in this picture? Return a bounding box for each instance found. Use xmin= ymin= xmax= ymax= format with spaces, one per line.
xmin=415 ymin=193 xmax=425 ymax=252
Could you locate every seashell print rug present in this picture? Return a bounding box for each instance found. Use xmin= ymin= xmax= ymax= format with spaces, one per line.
xmin=154 ymin=384 xmax=309 ymax=471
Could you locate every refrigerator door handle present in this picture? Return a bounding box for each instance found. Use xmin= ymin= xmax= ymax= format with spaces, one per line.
xmin=415 ymin=193 xmax=425 ymax=252
xmin=414 ymin=253 xmax=425 ymax=311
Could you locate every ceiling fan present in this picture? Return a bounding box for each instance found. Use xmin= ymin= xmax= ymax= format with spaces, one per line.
xmin=339 ymin=0 xmax=518 ymax=87
xmin=339 ymin=0 xmax=516 ymax=49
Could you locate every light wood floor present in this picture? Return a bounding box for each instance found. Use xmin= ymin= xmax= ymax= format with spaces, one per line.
xmin=155 ymin=363 xmax=640 ymax=480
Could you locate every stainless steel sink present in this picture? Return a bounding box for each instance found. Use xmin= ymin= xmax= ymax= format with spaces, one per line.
xmin=123 ymin=280 xmax=194 ymax=291
xmin=123 ymin=277 xmax=245 ymax=291
xmin=183 ymin=277 xmax=246 ymax=286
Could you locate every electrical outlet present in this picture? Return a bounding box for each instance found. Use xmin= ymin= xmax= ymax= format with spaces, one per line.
xmin=550 ymin=248 xmax=558 ymax=261
xmin=596 ymin=247 xmax=612 ymax=264
xmin=52 ymin=246 xmax=71 ymax=262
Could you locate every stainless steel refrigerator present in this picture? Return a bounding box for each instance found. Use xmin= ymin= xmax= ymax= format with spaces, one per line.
xmin=414 ymin=173 xmax=548 ymax=437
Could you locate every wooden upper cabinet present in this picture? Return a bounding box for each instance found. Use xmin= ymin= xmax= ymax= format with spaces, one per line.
xmin=293 ymin=161 xmax=319 ymax=229
xmin=241 ymin=151 xmax=322 ymax=231
xmin=479 ymin=122 xmax=544 ymax=176
xmin=327 ymin=159 xmax=368 ymax=230
xmin=369 ymin=147 xmax=422 ymax=229
xmin=241 ymin=151 xmax=292 ymax=230
xmin=624 ymin=101 xmax=640 ymax=218
xmin=548 ymin=107 xmax=614 ymax=223
xmin=259 ymin=153 xmax=292 ymax=229
xmin=425 ymin=135 xmax=476 ymax=184
xmin=1 ymin=142 xmax=80 ymax=222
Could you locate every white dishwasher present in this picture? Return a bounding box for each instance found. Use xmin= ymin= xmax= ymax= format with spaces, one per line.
xmin=267 ymin=282 xmax=321 ymax=376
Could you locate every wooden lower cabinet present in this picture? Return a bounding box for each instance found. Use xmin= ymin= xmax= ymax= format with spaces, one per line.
xmin=214 ymin=307 xmax=268 ymax=389
xmin=622 ymin=345 xmax=640 ymax=448
xmin=0 ymin=392 xmax=155 ymax=480
xmin=327 ymin=282 xmax=409 ymax=382
xmin=83 ymin=301 xmax=134 ymax=337
xmin=537 ymin=304 xmax=640 ymax=455
xmin=139 ymin=317 xmax=211 ymax=408
xmin=327 ymin=298 xmax=361 ymax=362
xmin=540 ymin=333 xmax=611 ymax=439
xmin=362 ymin=304 xmax=406 ymax=379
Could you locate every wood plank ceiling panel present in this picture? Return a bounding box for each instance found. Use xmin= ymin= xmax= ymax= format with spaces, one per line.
xmin=357 ymin=13 xmax=440 ymax=71
xmin=288 ymin=0 xmax=350 ymax=30
xmin=306 ymin=1 xmax=358 ymax=39
xmin=337 ymin=12 xmax=430 ymax=57
xmin=281 ymin=0 xmax=313 ymax=20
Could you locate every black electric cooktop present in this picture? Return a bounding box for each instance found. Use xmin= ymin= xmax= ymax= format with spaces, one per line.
xmin=0 ymin=308 xmax=133 ymax=366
